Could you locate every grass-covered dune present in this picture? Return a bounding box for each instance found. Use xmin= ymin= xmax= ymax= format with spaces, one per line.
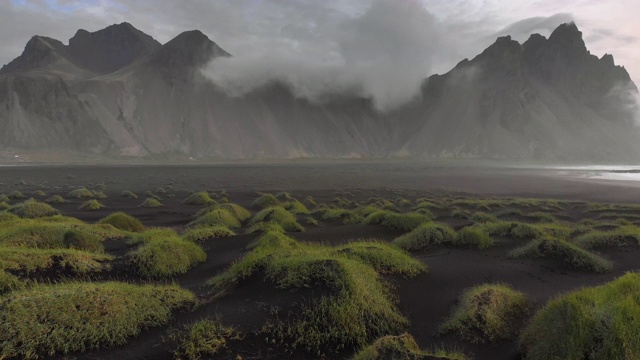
xmin=521 ymin=272 xmax=640 ymax=360
xmin=0 ymin=282 xmax=196 ymax=359
xmin=352 ymin=333 xmax=467 ymax=360
xmin=210 ymin=231 xmax=425 ymax=356
xmin=129 ymin=229 xmax=206 ymax=278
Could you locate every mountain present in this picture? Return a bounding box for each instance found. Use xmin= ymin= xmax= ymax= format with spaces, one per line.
xmin=0 ymin=22 xmax=638 ymax=160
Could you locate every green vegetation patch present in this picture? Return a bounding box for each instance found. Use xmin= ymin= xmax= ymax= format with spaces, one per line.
xmin=129 ymin=229 xmax=206 ymax=278
xmin=364 ymin=211 xmax=431 ymax=231
xmin=453 ymin=227 xmax=494 ymax=250
xmin=121 ymin=190 xmax=138 ymax=199
xmin=189 ymin=207 xmax=242 ymax=229
xmin=98 ymin=212 xmax=145 ymax=232
xmin=0 ymin=202 xmax=9 ymax=211
xmin=322 ymin=208 xmax=364 ymax=225
xmin=0 ymin=247 xmax=112 ymax=274
xmin=439 ymin=284 xmax=529 ymax=343
xmin=0 ymin=282 xmax=196 ymax=359
xmin=0 ymin=269 xmax=24 ymax=294
xmin=9 ymin=190 xmax=25 ymax=200
xmin=182 ymin=226 xmax=236 ymax=242
xmin=183 ymin=191 xmax=215 ymax=206
xmin=6 ymin=199 xmax=59 ymax=219
xmin=509 ymin=237 xmax=612 ymax=273
xmin=140 ymin=197 xmax=163 ymax=208
xmin=68 ymin=188 xmax=94 ymax=199
xmin=521 ymin=272 xmax=640 ymax=360
xmin=353 ymin=333 xmax=467 ymax=360
xmin=169 ymin=318 xmax=241 ymax=360
xmin=393 ymin=222 xmax=456 ymax=251
xmin=218 ymin=203 xmax=252 ymax=222
xmin=210 ymin=232 xmax=425 ymax=355
xmin=249 ymin=206 xmax=305 ymax=232
xmin=79 ymin=199 xmax=105 ymax=211
xmin=252 ymin=193 xmax=280 ymax=209
xmin=574 ymin=225 xmax=640 ymax=249
xmin=283 ymin=200 xmax=310 ymax=214
xmin=45 ymin=195 xmax=65 ymax=204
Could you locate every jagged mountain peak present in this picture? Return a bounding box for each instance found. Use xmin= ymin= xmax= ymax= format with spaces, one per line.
xmin=143 ymin=29 xmax=230 ymax=71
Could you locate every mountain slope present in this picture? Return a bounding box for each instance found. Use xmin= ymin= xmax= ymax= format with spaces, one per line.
xmin=0 ymin=22 xmax=638 ymax=160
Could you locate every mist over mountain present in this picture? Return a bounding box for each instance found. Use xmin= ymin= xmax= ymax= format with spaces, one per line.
xmin=0 ymin=22 xmax=638 ymax=161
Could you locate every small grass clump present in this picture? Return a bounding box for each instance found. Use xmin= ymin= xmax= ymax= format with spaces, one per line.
xmin=439 ymin=284 xmax=530 ymax=343
xmin=0 ymin=194 xmax=10 ymax=202
xmin=525 ymin=211 xmax=556 ymax=223
xmin=0 ymin=247 xmax=112 ymax=274
xmin=129 ymin=229 xmax=206 ymax=278
xmin=0 ymin=269 xmax=24 ymax=294
xmin=218 ymin=203 xmax=252 ymax=222
xmin=470 ymin=212 xmax=498 ymax=224
xmin=9 ymin=190 xmax=25 ymax=200
xmin=364 ymin=210 xmax=430 ymax=231
xmin=322 ymin=208 xmax=364 ymax=225
xmin=353 ymin=333 xmax=467 ymax=360
xmin=573 ymin=225 xmax=640 ymax=249
xmin=169 ymin=318 xmax=240 ymax=360
xmin=393 ymin=222 xmax=456 ymax=251
xmin=0 ymin=282 xmax=196 ymax=359
xmin=283 ymin=200 xmax=310 ymax=214
xmin=121 ymin=190 xmax=138 ymax=199
xmin=250 ymin=206 xmax=305 ymax=232
xmin=139 ymin=197 xmax=163 ymax=208
xmin=252 ymin=193 xmax=279 ymax=209
xmin=98 ymin=212 xmax=144 ymax=232
xmin=453 ymin=227 xmax=494 ymax=250
xmin=189 ymin=207 xmax=242 ymax=229
xmin=183 ymin=191 xmax=215 ymax=206
xmin=45 ymin=195 xmax=65 ymax=204
xmin=92 ymin=191 xmax=107 ymax=199
xmin=68 ymin=188 xmax=94 ymax=199
xmin=521 ymin=272 xmax=640 ymax=360
xmin=79 ymin=199 xmax=105 ymax=211
xmin=0 ymin=202 xmax=9 ymax=211
xmin=182 ymin=226 xmax=236 ymax=242
xmin=509 ymin=237 xmax=612 ymax=273
xmin=32 ymin=190 xmax=46 ymax=197
xmin=8 ymin=200 xmax=59 ymax=218
xmin=245 ymin=222 xmax=287 ymax=235
xmin=210 ymin=233 xmax=425 ymax=355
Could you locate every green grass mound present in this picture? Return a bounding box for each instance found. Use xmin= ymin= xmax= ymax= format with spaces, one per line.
xmin=0 ymin=282 xmax=196 ymax=359
xmin=0 ymin=247 xmax=113 ymax=274
xmin=0 ymin=194 xmax=10 ymax=202
xmin=98 ymin=212 xmax=145 ymax=232
xmin=304 ymin=196 xmax=317 ymax=208
xmin=322 ymin=208 xmax=364 ymax=225
xmin=245 ymin=222 xmax=287 ymax=234
xmin=439 ymin=284 xmax=530 ymax=343
xmin=139 ymin=197 xmax=163 ymax=208
xmin=283 ymin=200 xmax=310 ymax=214
xmin=129 ymin=229 xmax=206 ymax=278
xmin=79 ymin=199 xmax=104 ymax=211
xmin=218 ymin=203 xmax=252 ymax=222
xmin=574 ymin=225 xmax=640 ymax=249
xmin=9 ymin=190 xmax=25 ymax=200
xmin=7 ymin=200 xmax=59 ymax=219
xmin=508 ymin=237 xmax=612 ymax=273
xmin=68 ymin=188 xmax=94 ymax=199
xmin=393 ymin=223 xmax=456 ymax=251
xmin=364 ymin=211 xmax=431 ymax=231
xmin=189 ymin=207 xmax=242 ymax=229
xmin=32 ymin=190 xmax=46 ymax=197
xmin=0 ymin=217 xmax=124 ymax=252
xmin=453 ymin=227 xmax=494 ymax=250
xmin=210 ymin=232 xmax=425 ymax=355
xmin=250 ymin=206 xmax=305 ymax=232
xmin=45 ymin=195 xmax=65 ymax=204
xmin=182 ymin=226 xmax=236 ymax=242
xmin=121 ymin=190 xmax=138 ymax=199
xmin=183 ymin=191 xmax=215 ymax=206
xmin=252 ymin=193 xmax=279 ymax=209
xmin=0 ymin=269 xmax=24 ymax=294
xmin=451 ymin=208 xmax=470 ymax=219
xmin=353 ymin=333 xmax=467 ymax=360
xmin=169 ymin=318 xmax=240 ymax=360
xmin=525 ymin=212 xmax=556 ymax=223
xmin=470 ymin=212 xmax=498 ymax=224
xmin=0 ymin=202 xmax=9 ymax=210
xmin=521 ymin=272 xmax=640 ymax=360
xmin=92 ymin=191 xmax=107 ymax=199
xmin=477 ymin=221 xmax=546 ymax=240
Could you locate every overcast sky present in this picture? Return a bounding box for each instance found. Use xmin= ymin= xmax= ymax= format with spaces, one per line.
xmin=2 ymin=0 xmax=639 ymax=110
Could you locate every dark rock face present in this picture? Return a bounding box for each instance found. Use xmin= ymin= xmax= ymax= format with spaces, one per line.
xmin=0 ymin=22 xmax=638 ymax=160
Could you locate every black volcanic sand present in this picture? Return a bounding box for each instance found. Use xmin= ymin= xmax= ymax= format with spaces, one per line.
xmin=1 ymin=162 xmax=640 ymax=360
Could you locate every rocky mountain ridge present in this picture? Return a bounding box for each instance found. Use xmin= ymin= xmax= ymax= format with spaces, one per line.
xmin=0 ymin=22 xmax=638 ymax=160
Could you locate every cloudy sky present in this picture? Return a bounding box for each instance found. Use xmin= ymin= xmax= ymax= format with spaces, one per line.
xmin=1 ymin=0 xmax=639 ymax=110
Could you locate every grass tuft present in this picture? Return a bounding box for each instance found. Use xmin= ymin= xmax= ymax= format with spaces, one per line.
xmin=98 ymin=212 xmax=144 ymax=232
xmin=521 ymin=272 xmax=640 ymax=360
xmin=363 ymin=211 xmax=431 ymax=231
xmin=352 ymin=333 xmax=467 ymax=360
xmin=121 ymin=191 xmax=138 ymax=199
xmin=508 ymin=237 xmax=612 ymax=273
xmin=68 ymin=188 xmax=94 ymax=199
xmin=0 ymin=282 xmax=196 ymax=359
xmin=252 ymin=193 xmax=279 ymax=209
xmin=169 ymin=317 xmax=241 ymax=360
xmin=129 ymin=229 xmax=206 ymax=278
xmin=439 ymin=284 xmax=530 ymax=343
xmin=250 ymin=206 xmax=305 ymax=232
xmin=182 ymin=226 xmax=236 ymax=242
xmin=453 ymin=227 xmax=494 ymax=250
xmin=139 ymin=197 xmax=163 ymax=208
xmin=45 ymin=195 xmax=65 ymax=204
xmin=189 ymin=207 xmax=242 ymax=229
xmin=8 ymin=200 xmax=59 ymax=218
xmin=183 ymin=191 xmax=215 ymax=206
xmin=79 ymin=199 xmax=105 ymax=211
xmin=393 ymin=222 xmax=456 ymax=251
